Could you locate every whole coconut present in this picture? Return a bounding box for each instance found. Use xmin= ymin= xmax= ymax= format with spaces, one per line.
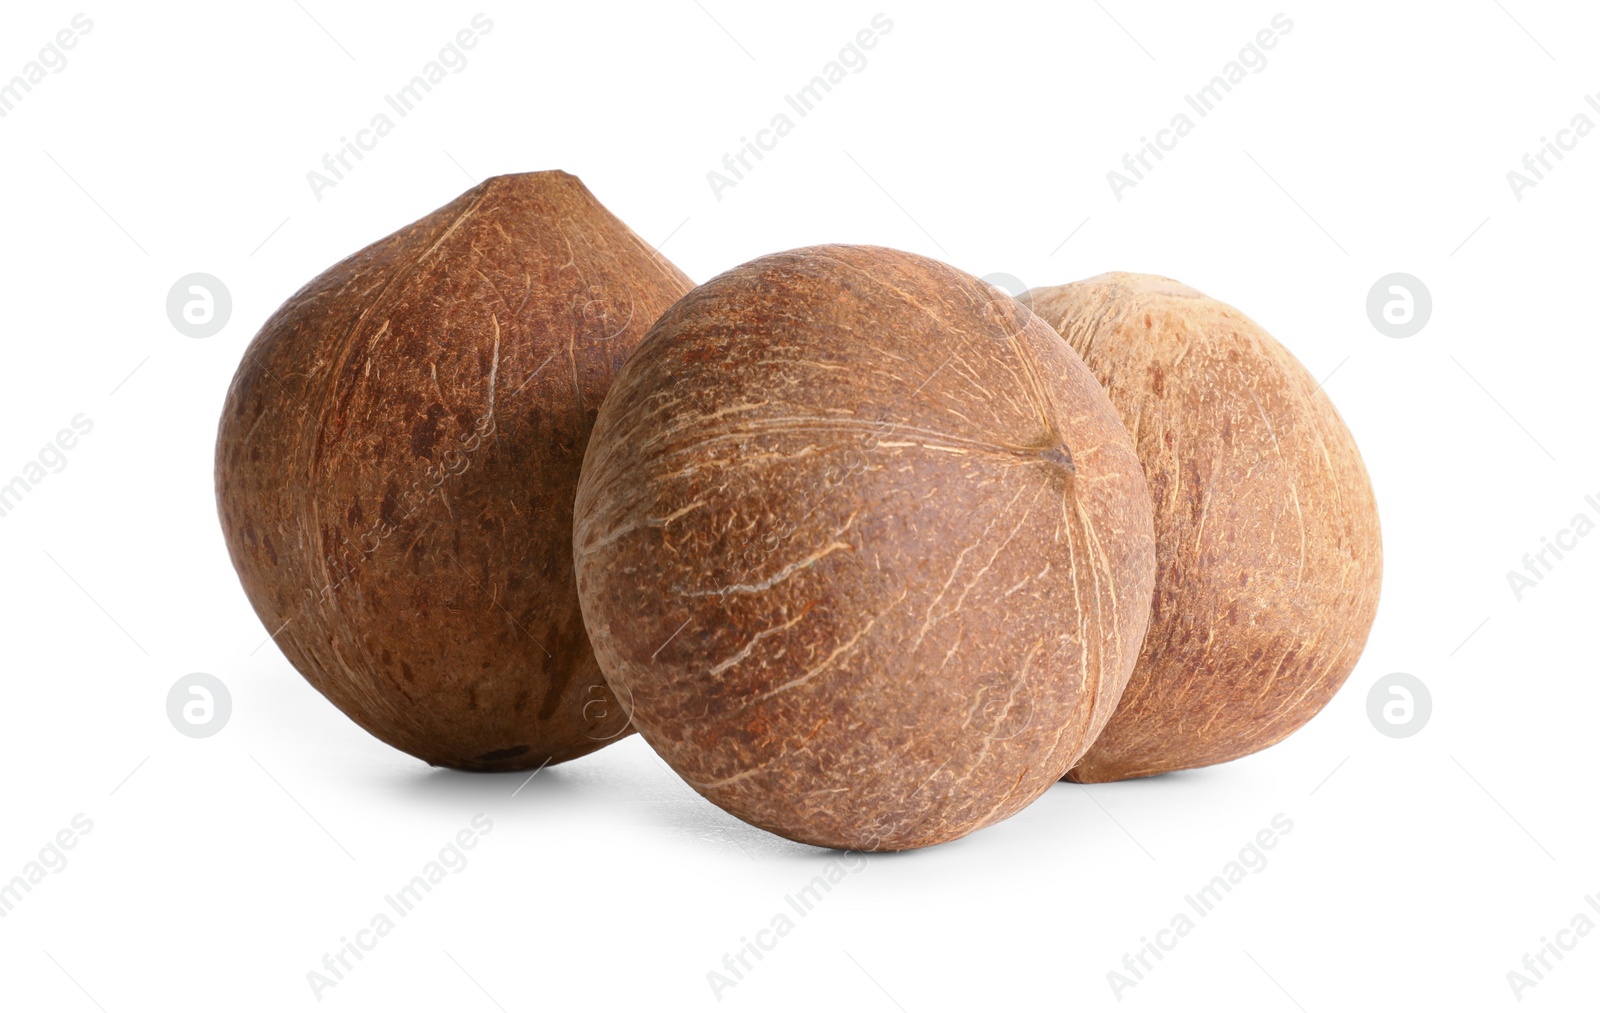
xmin=1024 ymin=273 xmax=1382 ymax=783
xmin=573 ymin=246 xmax=1156 ymax=850
xmin=216 ymin=171 xmax=692 ymax=771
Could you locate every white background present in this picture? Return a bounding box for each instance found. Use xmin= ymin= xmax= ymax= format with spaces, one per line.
xmin=1 ymin=2 xmax=1596 ymax=1010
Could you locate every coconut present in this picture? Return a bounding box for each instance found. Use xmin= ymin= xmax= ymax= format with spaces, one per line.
xmin=1024 ymin=273 xmax=1382 ymax=782
xmin=215 ymin=171 xmax=692 ymax=770
xmin=573 ymin=246 xmax=1155 ymax=849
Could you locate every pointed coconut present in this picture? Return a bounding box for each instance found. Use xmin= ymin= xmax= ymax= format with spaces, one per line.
xmin=573 ymin=246 xmax=1156 ymax=850
xmin=1024 ymin=273 xmax=1382 ymax=782
xmin=216 ymin=171 xmax=692 ymax=770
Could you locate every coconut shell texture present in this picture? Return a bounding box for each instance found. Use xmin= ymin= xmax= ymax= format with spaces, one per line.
xmin=1024 ymin=273 xmax=1382 ymax=783
xmin=216 ymin=171 xmax=692 ymax=771
xmin=573 ymin=246 xmax=1156 ymax=850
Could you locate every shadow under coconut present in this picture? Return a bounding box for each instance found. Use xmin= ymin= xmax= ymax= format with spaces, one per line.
xmin=382 ymin=740 xmax=1054 ymax=860
xmin=388 ymin=762 xmax=592 ymax=809
xmin=381 ymin=731 xmax=664 ymax=807
xmin=374 ymin=737 xmax=814 ymax=857
xmin=1063 ymin=767 xmax=1213 ymax=792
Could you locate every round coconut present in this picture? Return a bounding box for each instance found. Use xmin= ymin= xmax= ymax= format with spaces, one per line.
xmin=215 ymin=171 xmax=692 ymax=771
xmin=573 ymin=245 xmax=1156 ymax=850
xmin=1023 ymin=273 xmax=1382 ymax=783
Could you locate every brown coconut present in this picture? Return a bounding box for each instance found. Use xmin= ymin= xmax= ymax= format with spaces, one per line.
xmin=572 ymin=245 xmax=1156 ymax=850
xmin=1023 ymin=273 xmax=1382 ymax=783
xmin=215 ymin=171 xmax=692 ymax=771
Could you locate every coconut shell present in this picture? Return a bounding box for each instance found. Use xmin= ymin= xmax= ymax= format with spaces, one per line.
xmin=1023 ymin=273 xmax=1382 ymax=783
xmin=573 ymin=245 xmax=1156 ymax=850
xmin=215 ymin=171 xmax=692 ymax=771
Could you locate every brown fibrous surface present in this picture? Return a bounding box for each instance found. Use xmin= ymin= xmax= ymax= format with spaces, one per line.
xmin=215 ymin=171 xmax=692 ymax=771
xmin=1024 ymin=273 xmax=1382 ymax=783
xmin=574 ymin=245 xmax=1156 ymax=850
